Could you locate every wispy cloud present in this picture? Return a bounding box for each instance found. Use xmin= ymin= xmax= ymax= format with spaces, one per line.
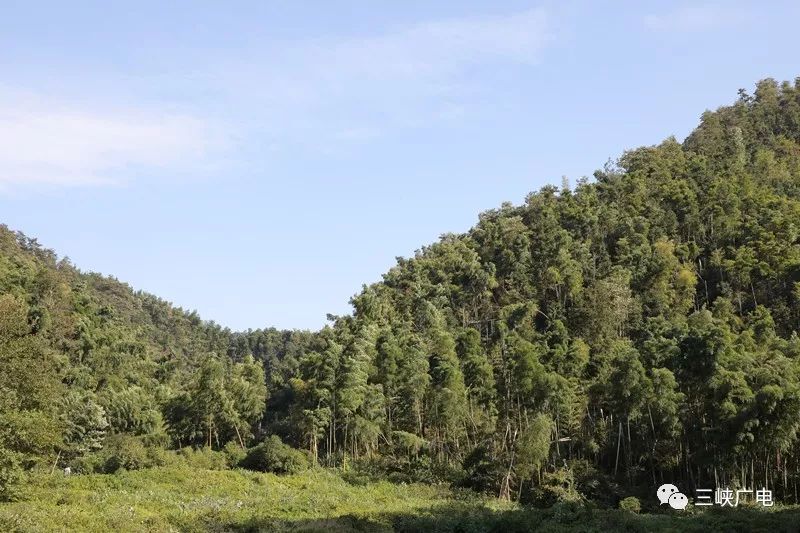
xmin=0 ymin=8 xmax=553 ymax=187
xmin=317 ymin=8 xmax=551 ymax=80
xmin=644 ymin=4 xmax=749 ymax=32
xmin=213 ymin=7 xmax=553 ymax=150
xmin=0 ymin=89 xmax=223 ymax=188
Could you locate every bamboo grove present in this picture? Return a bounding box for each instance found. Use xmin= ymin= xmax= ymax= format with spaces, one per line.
xmin=3 ymin=78 xmax=800 ymax=504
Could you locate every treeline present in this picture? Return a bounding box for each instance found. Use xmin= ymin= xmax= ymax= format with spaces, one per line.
xmin=3 ymin=78 xmax=800 ymax=506
xmin=0 ymin=230 xmax=280 ymax=498
xmin=251 ymin=78 xmax=800 ymax=503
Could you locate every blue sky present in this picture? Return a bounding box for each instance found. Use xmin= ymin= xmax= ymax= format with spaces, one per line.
xmin=1 ymin=1 xmax=798 ymax=331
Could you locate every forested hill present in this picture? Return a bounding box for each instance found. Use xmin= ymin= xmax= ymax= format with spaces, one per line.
xmin=3 ymin=78 xmax=800 ymax=505
xmin=0 ymin=227 xmax=313 ymax=497
xmin=290 ymin=77 xmax=800 ymax=501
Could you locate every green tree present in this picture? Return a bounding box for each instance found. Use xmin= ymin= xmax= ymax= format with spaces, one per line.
xmin=427 ymin=322 xmax=468 ymax=457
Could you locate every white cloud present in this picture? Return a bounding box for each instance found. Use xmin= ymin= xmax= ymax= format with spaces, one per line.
xmin=0 ymin=89 xmax=222 ymax=188
xmin=319 ymin=8 xmax=551 ymax=81
xmin=644 ymin=4 xmax=748 ymax=32
xmin=212 ymin=8 xmax=552 ymax=150
xmin=0 ymin=8 xmax=553 ymax=186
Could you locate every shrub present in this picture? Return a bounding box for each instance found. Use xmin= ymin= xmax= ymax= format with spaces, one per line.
xmin=101 ymin=434 xmax=150 ymax=473
xmin=570 ymin=459 xmax=621 ymax=508
xmin=0 ymin=448 xmax=22 ymax=502
xmin=459 ymin=446 xmax=504 ymax=493
xmin=223 ymin=441 xmax=246 ymax=468
xmin=177 ymin=447 xmax=228 ymax=470
xmin=350 ymin=453 xmax=460 ymax=485
xmin=144 ymin=444 xmax=176 ymax=468
xmin=240 ymin=435 xmax=309 ymax=474
xmin=549 ymin=500 xmax=588 ymax=525
xmin=68 ymin=436 xmax=172 ymax=474
xmin=527 ymin=466 xmax=583 ymax=506
xmin=69 ymin=452 xmax=106 ymax=474
xmin=619 ymin=496 xmax=641 ymax=513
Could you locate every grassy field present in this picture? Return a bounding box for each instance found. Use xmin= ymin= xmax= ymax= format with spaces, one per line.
xmin=1 ymin=467 xmax=800 ymax=532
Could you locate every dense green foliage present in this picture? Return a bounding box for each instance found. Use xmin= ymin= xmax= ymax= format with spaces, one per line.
xmin=273 ymin=78 xmax=800 ymax=503
xmin=240 ymin=435 xmax=310 ymax=474
xmin=4 ymin=78 xmax=800 ymax=521
xmin=0 ymin=229 xmax=273 ymax=495
xmin=1 ymin=466 xmax=799 ymax=532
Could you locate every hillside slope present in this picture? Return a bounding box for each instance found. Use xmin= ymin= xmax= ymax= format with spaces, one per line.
xmin=0 ymin=227 xmax=310 ymax=497
xmin=3 ymin=78 xmax=800 ymax=507
xmin=283 ymin=77 xmax=800 ymax=502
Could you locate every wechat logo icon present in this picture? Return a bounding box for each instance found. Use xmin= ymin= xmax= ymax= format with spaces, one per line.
xmin=657 ymin=483 xmax=688 ymax=510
